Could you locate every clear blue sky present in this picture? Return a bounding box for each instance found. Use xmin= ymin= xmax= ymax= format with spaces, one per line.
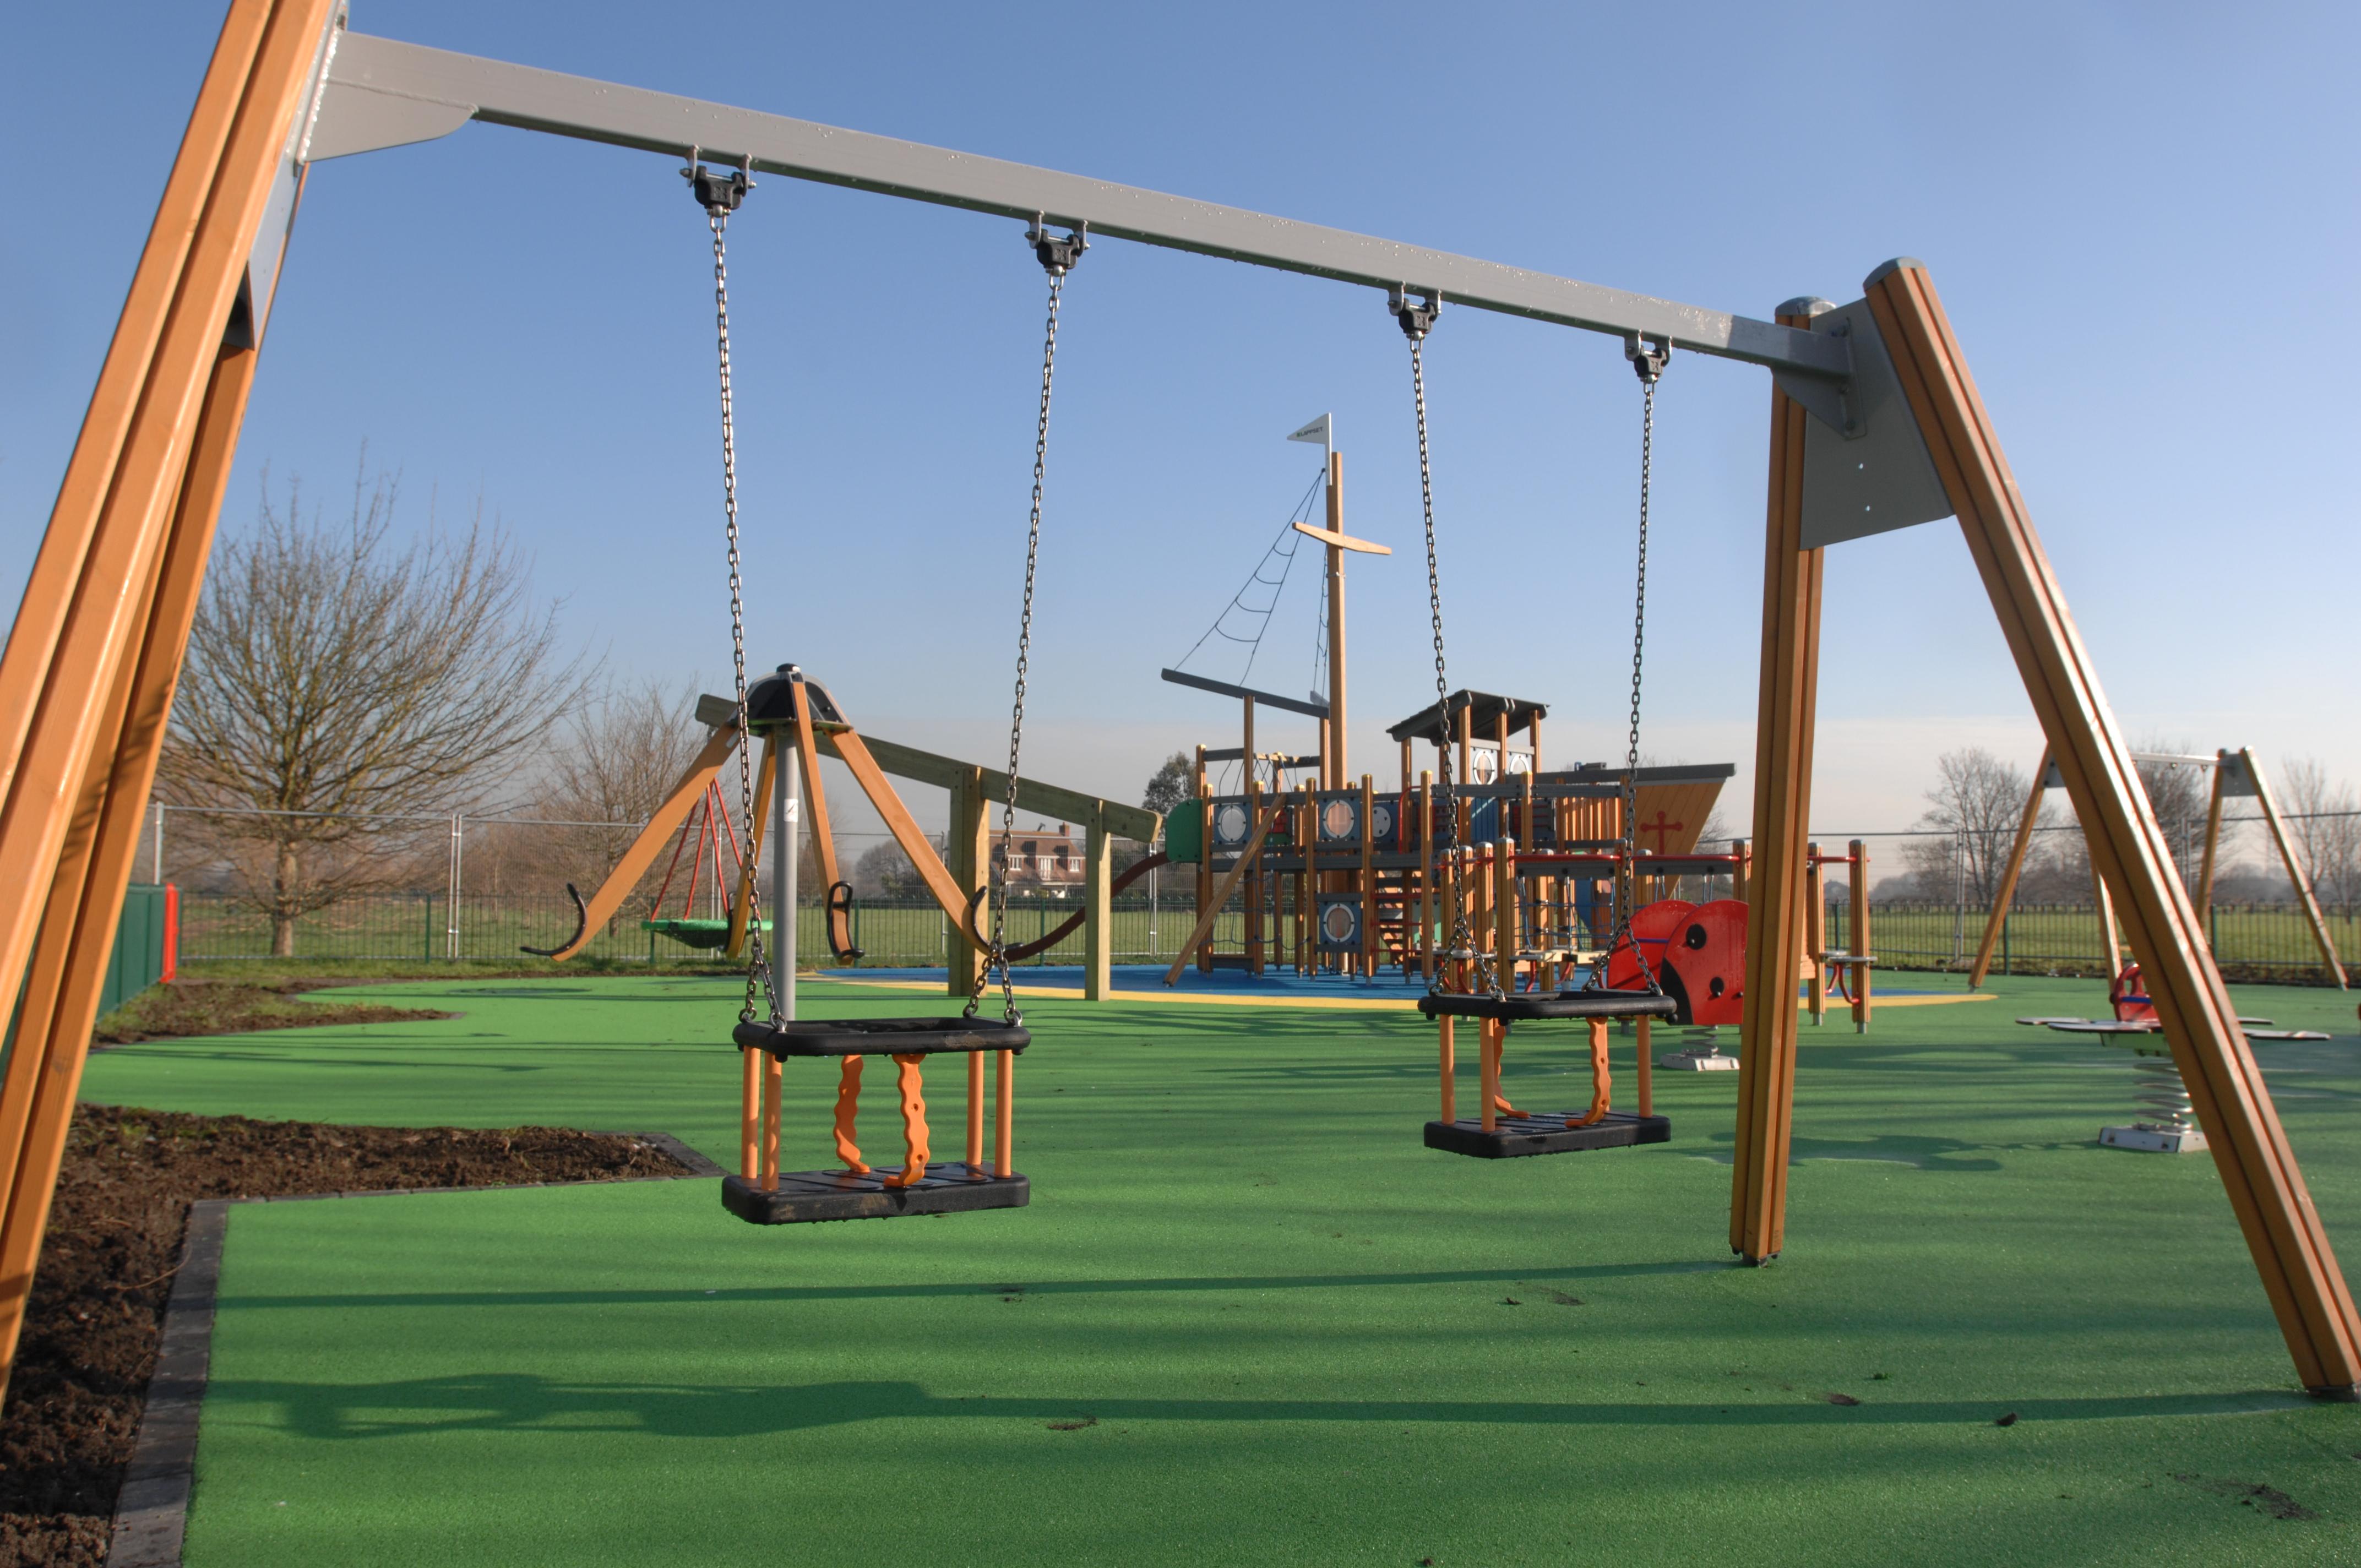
xmin=5 ymin=2 xmax=2355 ymax=847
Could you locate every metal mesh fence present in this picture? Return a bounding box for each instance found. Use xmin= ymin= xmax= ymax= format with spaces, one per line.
xmin=173 ymin=889 xmax=1240 ymax=967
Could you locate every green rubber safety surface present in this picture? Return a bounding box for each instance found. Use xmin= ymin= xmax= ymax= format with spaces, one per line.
xmin=78 ymin=973 xmax=2361 ymax=1567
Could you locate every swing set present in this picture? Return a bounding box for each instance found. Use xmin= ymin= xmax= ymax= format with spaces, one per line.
xmin=2 ymin=0 xmax=2355 ymax=1400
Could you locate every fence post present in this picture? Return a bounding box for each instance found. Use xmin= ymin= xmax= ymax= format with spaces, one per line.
xmin=1952 ymin=829 xmax=1966 ymax=968
xmin=445 ymin=812 xmax=463 ymax=961
xmin=422 ymin=894 xmax=433 ymax=962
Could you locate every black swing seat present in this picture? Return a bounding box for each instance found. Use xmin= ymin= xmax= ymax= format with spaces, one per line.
xmin=733 ymin=1017 xmax=1031 ymax=1059
xmin=1417 ymin=990 xmax=1679 ymax=1023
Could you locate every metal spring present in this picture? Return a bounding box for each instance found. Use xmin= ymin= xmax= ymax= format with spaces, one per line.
xmin=2126 ymin=1044 xmax=2197 ymax=1134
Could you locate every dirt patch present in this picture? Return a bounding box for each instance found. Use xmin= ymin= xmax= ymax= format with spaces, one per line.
xmin=92 ymin=981 xmax=454 ymax=1044
xmin=2172 ymin=1473 xmax=2319 ymax=1521
xmin=0 ymin=1104 xmax=694 ymax=1567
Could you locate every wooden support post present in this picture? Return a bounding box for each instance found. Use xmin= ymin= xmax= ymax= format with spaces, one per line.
xmin=966 ymin=1052 xmax=984 ymax=1169
xmin=1863 ymin=258 xmax=2358 ymax=1394
xmin=1968 ymin=746 xmax=2051 ymax=988
xmin=2247 ymin=748 xmax=2347 ymax=988
xmin=1494 ymin=835 xmax=1516 ymax=992
xmin=759 ymin=1055 xmax=782 ymax=1191
xmin=1418 ymin=772 xmax=1435 ymax=984
xmin=0 ymin=0 xmax=317 ymax=1032
xmin=1325 ymin=449 xmax=1348 ymax=791
xmin=1636 ymin=1017 xmax=1653 ymax=1118
xmin=1438 ymin=1016 xmax=1457 ymax=1124
xmin=1297 ymin=781 xmax=1312 ymax=974
xmin=1729 ymin=298 xmax=1829 ymax=1267
xmin=994 ymin=1049 xmax=1015 ymax=1176
xmin=1805 ymin=841 xmax=1827 ymax=1025
xmin=1195 ymin=747 xmax=1213 ymax=973
xmin=1479 ymin=1017 xmax=1502 ymax=1134
xmin=1244 ymin=767 xmax=1264 ymax=976
xmin=0 ymin=0 xmax=340 ymax=1398
xmin=1456 ymin=701 xmax=1473 ymax=842
xmin=1359 ymin=775 xmax=1377 ymax=978
xmin=741 ymin=1047 xmax=761 ymax=1179
xmin=1849 ymin=840 xmax=1873 ymax=1033
xmin=1082 ymin=810 xmax=1112 ymax=1000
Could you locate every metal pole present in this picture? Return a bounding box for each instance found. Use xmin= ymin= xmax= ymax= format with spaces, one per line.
xmin=775 ymin=745 xmax=798 ymax=1022
xmin=151 ymin=802 xmax=164 ymax=884
xmin=1954 ymin=829 xmax=1966 ymax=966
xmin=446 ymin=812 xmax=463 ymax=960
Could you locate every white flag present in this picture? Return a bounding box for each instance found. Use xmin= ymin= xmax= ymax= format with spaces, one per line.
xmin=1287 ymin=413 xmax=1331 ymax=448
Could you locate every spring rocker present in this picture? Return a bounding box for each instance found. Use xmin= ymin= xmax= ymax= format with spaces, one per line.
xmin=3 ymin=0 xmax=2354 ymax=1397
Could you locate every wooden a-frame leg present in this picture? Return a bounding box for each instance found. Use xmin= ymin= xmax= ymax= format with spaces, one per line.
xmin=1730 ymin=300 xmax=1829 ymax=1265
xmin=1968 ymin=747 xmax=2050 ymax=988
xmin=1867 ymin=259 xmax=2360 ymax=1396
xmin=0 ymin=333 xmax=268 ymax=1395
xmin=2248 ymin=749 xmax=2347 ymax=988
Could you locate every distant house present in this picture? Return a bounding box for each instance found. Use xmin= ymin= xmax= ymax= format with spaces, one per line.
xmin=991 ymin=822 xmax=1084 ymax=892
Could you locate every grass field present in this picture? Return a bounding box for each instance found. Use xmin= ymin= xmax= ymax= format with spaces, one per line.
xmin=78 ymin=971 xmax=2361 ymax=1566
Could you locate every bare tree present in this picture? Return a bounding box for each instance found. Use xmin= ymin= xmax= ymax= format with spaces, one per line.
xmin=2132 ymin=742 xmax=2210 ymax=892
xmin=534 ymin=680 xmax=706 ymax=907
xmin=159 ymin=461 xmax=593 ymax=954
xmin=1905 ymin=748 xmax=2034 ymax=906
xmin=2277 ymin=757 xmax=2361 ymax=908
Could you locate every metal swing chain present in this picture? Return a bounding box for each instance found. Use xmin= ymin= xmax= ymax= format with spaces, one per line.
xmin=1395 ymin=288 xmax=1488 ymax=995
xmin=1599 ymin=337 xmax=1669 ymax=996
xmin=684 ymin=153 xmax=775 ymax=1023
xmin=970 ymin=219 xmax=1086 ymax=1025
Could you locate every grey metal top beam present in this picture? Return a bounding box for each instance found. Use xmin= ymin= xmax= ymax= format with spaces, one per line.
xmin=314 ymin=31 xmax=1849 ymax=380
xmin=1160 ymin=668 xmax=1330 ymax=720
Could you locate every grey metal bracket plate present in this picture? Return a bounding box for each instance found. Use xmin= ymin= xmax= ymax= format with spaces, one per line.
xmin=1791 ymin=298 xmax=1954 ymax=549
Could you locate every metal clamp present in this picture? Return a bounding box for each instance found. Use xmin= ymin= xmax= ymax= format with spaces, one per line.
xmin=1624 ymin=330 xmax=1670 ymax=384
xmin=1390 ymin=285 xmax=1441 ymax=341
xmin=682 ymin=148 xmax=753 ymax=215
xmin=1026 ymin=214 xmax=1088 ymax=275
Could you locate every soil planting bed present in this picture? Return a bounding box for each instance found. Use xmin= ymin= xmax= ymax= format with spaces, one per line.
xmin=93 ymin=981 xmax=454 ymax=1044
xmin=0 ymin=1104 xmax=694 ymax=1567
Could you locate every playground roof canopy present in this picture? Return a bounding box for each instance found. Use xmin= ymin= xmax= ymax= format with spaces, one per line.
xmin=1386 ymin=690 xmax=1548 ymax=746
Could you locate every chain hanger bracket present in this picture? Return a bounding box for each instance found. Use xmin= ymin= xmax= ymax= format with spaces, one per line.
xmin=1624 ymin=330 xmax=1671 ymax=384
xmin=1391 ymin=285 xmax=1441 ymax=341
xmin=682 ymin=147 xmax=753 ymax=216
xmin=1027 ymin=214 xmax=1089 ymax=275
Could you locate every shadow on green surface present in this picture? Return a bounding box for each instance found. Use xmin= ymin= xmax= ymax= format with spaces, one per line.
xmin=215 ymin=1257 xmax=1731 ymax=1313
xmin=209 ymin=1370 xmax=2311 ymax=1441
xmin=1683 ymin=1130 xmax=2103 ymax=1170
